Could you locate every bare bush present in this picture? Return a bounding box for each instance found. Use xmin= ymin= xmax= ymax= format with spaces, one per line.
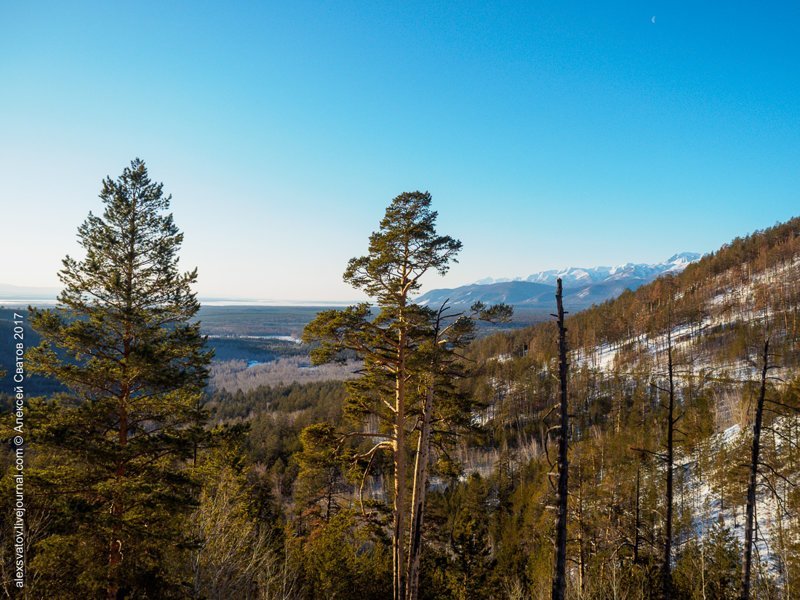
xmin=211 ymin=357 xmax=359 ymax=393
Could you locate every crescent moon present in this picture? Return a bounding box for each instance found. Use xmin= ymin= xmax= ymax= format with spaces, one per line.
xmin=651 ymin=16 xmax=656 ymax=23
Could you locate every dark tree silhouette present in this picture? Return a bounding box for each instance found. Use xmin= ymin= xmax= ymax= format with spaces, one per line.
xmin=551 ymin=278 xmax=569 ymax=600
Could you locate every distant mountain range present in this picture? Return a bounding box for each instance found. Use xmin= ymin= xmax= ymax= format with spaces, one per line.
xmin=416 ymin=253 xmax=701 ymax=311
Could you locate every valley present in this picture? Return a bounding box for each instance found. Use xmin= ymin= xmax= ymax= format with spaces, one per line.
xmin=4 ymin=213 xmax=799 ymax=598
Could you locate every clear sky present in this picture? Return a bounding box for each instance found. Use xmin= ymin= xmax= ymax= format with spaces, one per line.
xmin=1 ymin=1 xmax=798 ymax=302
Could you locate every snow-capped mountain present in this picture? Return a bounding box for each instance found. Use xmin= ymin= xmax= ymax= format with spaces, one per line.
xmin=416 ymin=253 xmax=701 ymax=312
xmin=477 ymin=253 xmax=701 ymax=287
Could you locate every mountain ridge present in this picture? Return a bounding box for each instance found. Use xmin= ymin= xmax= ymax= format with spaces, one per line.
xmin=472 ymin=252 xmax=700 ymax=286
xmin=417 ymin=252 xmax=701 ymax=310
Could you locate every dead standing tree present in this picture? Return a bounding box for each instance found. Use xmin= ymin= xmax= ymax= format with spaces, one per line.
xmin=639 ymin=326 xmax=680 ymax=600
xmin=663 ymin=327 xmax=676 ymax=600
xmin=741 ymin=339 xmax=771 ymax=600
xmin=633 ymin=324 xmax=680 ymax=599
xmin=551 ymin=278 xmax=569 ymax=600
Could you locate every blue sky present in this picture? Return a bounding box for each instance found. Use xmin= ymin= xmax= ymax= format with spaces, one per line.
xmin=1 ymin=1 xmax=798 ymax=301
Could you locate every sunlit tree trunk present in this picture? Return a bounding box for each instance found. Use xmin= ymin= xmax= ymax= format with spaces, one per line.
xmin=406 ymin=382 xmax=434 ymax=600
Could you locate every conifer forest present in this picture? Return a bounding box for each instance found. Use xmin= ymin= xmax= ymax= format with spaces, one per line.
xmin=2 ymin=159 xmax=800 ymax=599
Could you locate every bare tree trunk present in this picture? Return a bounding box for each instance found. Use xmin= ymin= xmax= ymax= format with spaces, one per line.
xmin=634 ymin=464 xmax=641 ymax=565
xmin=392 ymin=320 xmax=409 ymax=600
xmin=663 ymin=328 xmax=675 ymax=600
xmin=577 ymin=464 xmax=586 ymax=596
xmin=741 ymin=339 xmax=770 ymax=600
xmin=407 ymin=383 xmax=434 ymax=600
xmin=551 ymin=278 xmax=569 ymax=600
xmin=393 ymin=353 xmax=407 ymax=600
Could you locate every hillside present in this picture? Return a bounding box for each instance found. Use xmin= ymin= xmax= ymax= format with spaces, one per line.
xmin=456 ymin=216 xmax=800 ymax=595
xmin=525 ymin=217 xmax=800 ymax=372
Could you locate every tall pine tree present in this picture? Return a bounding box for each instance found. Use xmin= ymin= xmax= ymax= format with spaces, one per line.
xmin=27 ymin=159 xmax=212 ymax=599
xmin=303 ymin=191 xmax=462 ymax=600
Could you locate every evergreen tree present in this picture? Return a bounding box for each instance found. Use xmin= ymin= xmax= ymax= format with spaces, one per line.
xmin=27 ymin=159 xmax=212 ymax=598
xmin=298 ymin=510 xmax=392 ymax=600
xmin=447 ymin=474 xmax=496 ymax=600
xmin=303 ymin=191 xmax=462 ymax=600
xmin=294 ymin=422 xmax=349 ymax=525
xmin=674 ymin=523 xmax=741 ymax=600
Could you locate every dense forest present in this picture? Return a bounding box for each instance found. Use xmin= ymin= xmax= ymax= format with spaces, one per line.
xmin=1 ymin=161 xmax=799 ymax=600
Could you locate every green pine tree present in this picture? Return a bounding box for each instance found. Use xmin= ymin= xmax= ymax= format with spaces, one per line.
xmin=27 ymin=159 xmax=212 ymax=599
xmin=294 ymin=422 xmax=349 ymax=525
xmin=447 ymin=474 xmax=496 ymax=600
xmin=302 ymin=191 xmax=462 ymax=600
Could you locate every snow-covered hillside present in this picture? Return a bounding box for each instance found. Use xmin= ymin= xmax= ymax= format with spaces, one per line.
xmin=574 ymin=255 xmax=800 ymax=382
